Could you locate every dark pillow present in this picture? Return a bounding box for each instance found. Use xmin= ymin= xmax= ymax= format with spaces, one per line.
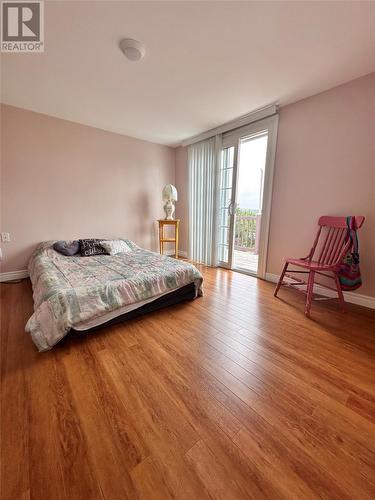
xmin=53 ymin=240 xmax=80 ymax=256
xmin=79 ymin=239 xmax=108 ymax=257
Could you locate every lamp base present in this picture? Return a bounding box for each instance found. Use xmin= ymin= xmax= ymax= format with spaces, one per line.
xmin=164 ymin=200 xmax=175 ymax=220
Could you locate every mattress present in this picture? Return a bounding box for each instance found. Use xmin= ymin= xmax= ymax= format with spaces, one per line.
xmin=25 ymin=240 xmax=203 ymax=351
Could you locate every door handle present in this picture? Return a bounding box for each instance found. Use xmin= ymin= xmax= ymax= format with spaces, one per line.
xmin=228 ymin=202 xmax=237 ymax=216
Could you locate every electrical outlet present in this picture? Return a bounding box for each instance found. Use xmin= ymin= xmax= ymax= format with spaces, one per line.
xmin=1 ymin=232 xmax=10 ymax=242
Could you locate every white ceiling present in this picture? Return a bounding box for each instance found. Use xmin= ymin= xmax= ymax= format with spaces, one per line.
xmin=1 ymin=1 xmax=375 ymax=146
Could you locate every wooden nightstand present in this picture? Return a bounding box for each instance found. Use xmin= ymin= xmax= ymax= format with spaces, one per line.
xmin=158 ymin=219 xmax=180 ymax=258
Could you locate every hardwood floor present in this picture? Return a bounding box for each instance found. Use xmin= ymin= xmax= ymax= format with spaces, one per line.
xmin=1 ymin=265 xmax=375 ymax=499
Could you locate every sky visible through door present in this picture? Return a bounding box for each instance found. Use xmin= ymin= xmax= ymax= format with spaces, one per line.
xmin=237 ymin=134 xmax=268 ymax=211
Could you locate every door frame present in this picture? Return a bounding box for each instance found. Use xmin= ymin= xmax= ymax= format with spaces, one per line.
xmin=218 ymin=114 xmax=279 ymax=278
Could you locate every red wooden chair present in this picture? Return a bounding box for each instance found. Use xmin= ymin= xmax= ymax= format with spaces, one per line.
xmin=274 ymin=216 xmax=365 ymax=317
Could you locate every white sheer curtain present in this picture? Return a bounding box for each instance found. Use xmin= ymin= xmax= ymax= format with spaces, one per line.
xmin=188 ymin=137 xmax=219 ymax=265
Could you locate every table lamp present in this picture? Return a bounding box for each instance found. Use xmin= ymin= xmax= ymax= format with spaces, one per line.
xmin=162 ymin=184 xmax=178 ymax=220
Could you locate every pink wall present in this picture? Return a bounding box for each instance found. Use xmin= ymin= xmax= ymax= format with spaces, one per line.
xmin=268 ymin=73 xmax=375 ymax=297
xmin=175 ymin=73 xmax=375 ymax=297
xmin=0 ymin=104 xmax=175 ymax=272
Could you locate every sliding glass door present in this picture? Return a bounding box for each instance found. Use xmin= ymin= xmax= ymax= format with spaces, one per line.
xmin=216 ymin=115 xmax=279 ymax=277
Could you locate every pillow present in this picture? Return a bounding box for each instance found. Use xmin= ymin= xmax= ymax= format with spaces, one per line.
xmin=53 ymin=240 xmax=80 ymax=256
xmin=122 ymin=239 xmax=138 ymax=251
xmin=100 ymin=239 xmax=132 ymax=255
xmin=79 ymin=239 xmax=108 ymax=256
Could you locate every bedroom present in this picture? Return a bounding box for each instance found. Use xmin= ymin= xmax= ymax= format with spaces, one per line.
xmin=1 ymin=1 xmax=375 ymax=498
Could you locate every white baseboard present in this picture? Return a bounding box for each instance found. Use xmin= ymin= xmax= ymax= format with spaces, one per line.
xmin=265 ymin=273 xmax=375 ymax=310
xmin=0 ymin=269 xmax=29 ymax=282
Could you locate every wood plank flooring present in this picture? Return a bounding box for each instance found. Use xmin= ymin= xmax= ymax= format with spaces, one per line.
xmin=1 ymin=265 xmax=375 ymax=499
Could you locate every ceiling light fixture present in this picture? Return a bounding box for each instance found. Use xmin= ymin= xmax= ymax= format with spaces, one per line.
xmin=119 ymin=39 xmax=145 ymax=62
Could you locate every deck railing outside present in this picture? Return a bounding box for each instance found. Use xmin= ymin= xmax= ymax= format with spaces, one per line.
xmin=234 ymin=213 xmax=261 ymax=254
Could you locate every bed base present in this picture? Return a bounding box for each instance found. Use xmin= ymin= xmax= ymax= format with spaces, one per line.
xmin=70 ymin=282 xmax=197 ymax=336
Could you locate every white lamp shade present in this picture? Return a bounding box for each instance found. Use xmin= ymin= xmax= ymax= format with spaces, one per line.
xmin=162 ymin=184 xmax=178 ymax=202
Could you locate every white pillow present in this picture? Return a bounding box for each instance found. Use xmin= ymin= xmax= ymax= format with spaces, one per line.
xmin=100 ymin=240 xmax=132 ymax=255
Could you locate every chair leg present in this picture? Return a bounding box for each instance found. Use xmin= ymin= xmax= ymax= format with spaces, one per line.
xmin=334 ymin=273 xmax=346 ymax=312
xmin=274 ymin=263 xmax=288 ymax=297
xmin=305 ymin=271 xmax=315 ymax=318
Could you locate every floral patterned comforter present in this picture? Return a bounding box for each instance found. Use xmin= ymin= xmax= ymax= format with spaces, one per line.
xmin=26 ymin=240 xmax=203 ymax=351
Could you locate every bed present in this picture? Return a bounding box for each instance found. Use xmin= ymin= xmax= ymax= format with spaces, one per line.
xmin=25 ymin=240 xmax=203 ymax=351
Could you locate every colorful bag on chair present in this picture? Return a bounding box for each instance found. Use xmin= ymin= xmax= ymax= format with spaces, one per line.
xmin=338 ymin=216 xmax=362 ymax=291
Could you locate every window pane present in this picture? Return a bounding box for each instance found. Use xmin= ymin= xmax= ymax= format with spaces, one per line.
xmin=219 ymin=167 xmax=233 ymax=189
xmin=218 ymin=244 xmax=228 ymax=262
xmin=222 ymin=147 xmax=234 ymax=169
xmin=219 ymin=188 xmax=231 ymax=208
xmin=219 ymin=208 xmax=229 ymax=227
xmin=218 ymin=226 xmax=229 ymax=245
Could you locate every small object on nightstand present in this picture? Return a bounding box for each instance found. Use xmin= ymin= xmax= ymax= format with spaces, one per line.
xmin=158 ymin=219 xmax=180 ymax=258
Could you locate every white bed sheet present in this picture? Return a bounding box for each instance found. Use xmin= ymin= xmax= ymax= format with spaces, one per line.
xmin=73 ymin=286 xmax=181 ymax=330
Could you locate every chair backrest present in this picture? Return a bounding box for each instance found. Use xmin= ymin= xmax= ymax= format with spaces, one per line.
xmin=310 ymin=216 xmax=365 ymax=266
